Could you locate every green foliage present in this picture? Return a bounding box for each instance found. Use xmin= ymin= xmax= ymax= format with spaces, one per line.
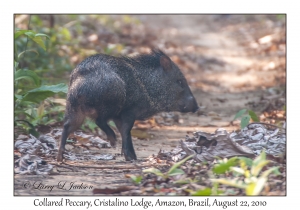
xmin=241 ymin=115 xmax=251 ymax=129
xmin=137 ymin=151 xmax=279 ymax=196
xmin=190 ymin=188 xmax=212 ymax=196
xmin=233 ymin=109 xmax=247 ymax=121
xmin=143 ymin=155 xmax=194 ymax=179
xmin=186 ymin=183 xmax=224 ymax=196
xmin=14 ymin=15 xmax=138 ymax=135
xmin=14 ymin=29 xmax=50 ymax=59
xmin=15 ymin=15 xmax=135 ymax=81
xmin=248 ymin=110 xmax=259 ymax=122
xmin=143 ymin=168 xmax=165 ymax=177
xmin=234 ymin=109 xmax=260 ymax=129
xmin=15 ymin=69 xmax=41 ymax=86
xmin=21 ymin=83 xmax=67 ymax=103
xmin=129 ymin=175 xmax=143 ymax=185
xmin=14 ymin=26 xmax=67 ymax=137
xmin=212 ymin=157 xmax=239 ymax=174
xmin=15 ymin=18 xmax=74 ymax=79
xmin=81 ymin=119 xmax=98 ymax=133
xmin=211 ymin=151 xmax=280 ymax=195
xmin=238 ymin=157 xmax=253 ymax=167
xmin=108 ymin=120 xmax=116 ymax=128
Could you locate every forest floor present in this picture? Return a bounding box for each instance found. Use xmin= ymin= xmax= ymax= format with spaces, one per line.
xmin=14 ymin=15 xmax=286 ymax=196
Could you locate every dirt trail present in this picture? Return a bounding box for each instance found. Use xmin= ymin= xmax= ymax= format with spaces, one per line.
xmin=14 ymin=15 xmax=285 ymax=195
xmin=130 ymin=15 xmax=267 ymax=159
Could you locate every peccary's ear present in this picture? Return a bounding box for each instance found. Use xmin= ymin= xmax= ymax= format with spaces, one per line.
xmin=160 ymin=55 xmax=173 ymax=71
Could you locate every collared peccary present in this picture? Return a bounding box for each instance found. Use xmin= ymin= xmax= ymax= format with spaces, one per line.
xmin=57 ymin=49 xmax=198 ymax=162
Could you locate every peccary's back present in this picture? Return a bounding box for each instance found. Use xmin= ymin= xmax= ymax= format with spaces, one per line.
xmin=67 ymin=54 xmax=127 ymax=118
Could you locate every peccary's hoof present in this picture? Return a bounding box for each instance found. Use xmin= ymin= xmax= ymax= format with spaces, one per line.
xmin=109 ymin=139 xmax=117 ymax=148
xmin=124 ymin=151 xmax=137 ymax=161
xmin=57 ymin=149 xmax=64 ymax=162
xmin=110 ymin=141 xmax=117 ymax=148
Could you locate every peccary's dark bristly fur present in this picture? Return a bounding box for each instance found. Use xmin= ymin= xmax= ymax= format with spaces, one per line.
xmin=57 ymin=49 xmax=199 ymax=162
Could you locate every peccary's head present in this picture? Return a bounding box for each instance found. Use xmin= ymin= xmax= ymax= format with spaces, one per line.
xmin=141 ymin=50 xmax=199 ymax=114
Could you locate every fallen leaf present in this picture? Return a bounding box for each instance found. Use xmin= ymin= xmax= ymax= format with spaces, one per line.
xmin=131 ymin=129 xmax=152 ymax=139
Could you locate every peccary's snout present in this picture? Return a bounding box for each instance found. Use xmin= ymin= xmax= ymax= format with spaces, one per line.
xmin=185 ymin=95 xmax=199 ymax=113
xmin=179 ymin=94 xmax=199 ymax=113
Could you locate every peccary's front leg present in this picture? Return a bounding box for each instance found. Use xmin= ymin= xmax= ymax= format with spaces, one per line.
xmin=114 ymin=114 xmax=137 ymax=161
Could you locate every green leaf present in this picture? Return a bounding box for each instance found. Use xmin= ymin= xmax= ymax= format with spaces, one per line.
xmin=37 ymin=103 xmax=44 ymax=118
xmin=15 ymin=69 xmax=41 ymax=86
xmin=168 ymin=155 xmax=194 ymax=175
xmin=60 ymin=28 xmax=71 ymax=41
xmin=84 ymin=119 xmax=97 ymax=131
xmin=251 ymin=151 xmax=269 ymax=177
xmin=31 ymin=36 xmax=47 ymax=50
xmin=14 ymin=94 xmax=23 ymax=100
xmin=260 ymin=167 xmax=280 ymax=178
xmin=230 ymin=167 xmax=245 ymax=175
xmin=28 ymin=128 xmax=40 ymax=137
xmin=14 ymin=110 xmax=34 ymax=119
xmin=238 ymin=157 xmax=253 ymax=167
xmin=15 ymin=30 xmax=49 ymax=50
xmin=252 ymin=150 xmax=266 ymax=167
xmin=130 ymin=175 xmax=143 ymax=184
xmin=21 ymin=83 xmax=68 ymax=103
xmin=213 ymin=157 xmax=239 ymax=174
xmin=191 ymin=188 xmax=212 ymax=196
xmin=241 ymin=115 xmax=251 ymax=129
xmin=15 ymin=119 xmax=39 ymax=137
xmin=30 ymin=33 xmax=50 ymax=50
xmin=251 ymin=160 xmax=269 ymax=177
xmin=168 ymin=168 xmax=185 ymax=176
xmin=18 ymin=49 xmax=39 ymax=59
xmin=233 ymin=109 xmax=247 ymax=120
xmin=22 ymin=91 xmax=54 ymax=104
xmin=14 ymin=61 xmax=19 ymax=71
xmin=23 ymin=32 xmax=46 ymax=50
xmin=263 ymin=167 xmax=280 ymax=178
xmin=35 ymin=33 xmax=50 ymax=39
xmin=108 ymin=121 xmax=116 ymax=128
xmin=29 ymin=83 xmax=67 ymax=93
xmin=143 ymin=168 xmax=164 ymax=177
xmin=211 ymin=178 xmax=246 ymax=189
xmin=245 ymin=177 xmax=267 ymax=195
xmin=248 ymin=110 xmax=259 ymax=122
xmin=14 ymin=29 xmax=35 ymax=39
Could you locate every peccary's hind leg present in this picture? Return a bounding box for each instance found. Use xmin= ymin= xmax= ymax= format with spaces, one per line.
xmin=114 ymin=114 xmax=137 ymax=161
xmin=57 ymin=112 xmax=85 ymax=162
xmin=95 ymin=117 xmax=117 ymax=147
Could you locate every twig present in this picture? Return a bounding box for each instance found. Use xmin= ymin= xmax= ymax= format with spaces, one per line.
xmin=54 ymin=161 xmax=169 ymax=170
xmin=247 ymin=122 xmax=286 ymax=130
xmin=49 ymin=163 xmax=75 ymax=171
xmin=61 ymin=162 xmax=140 ymax=170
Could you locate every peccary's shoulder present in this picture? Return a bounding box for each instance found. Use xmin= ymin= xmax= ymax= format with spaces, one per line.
xmin=123 ymin=49 xmax=166 ymax=69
